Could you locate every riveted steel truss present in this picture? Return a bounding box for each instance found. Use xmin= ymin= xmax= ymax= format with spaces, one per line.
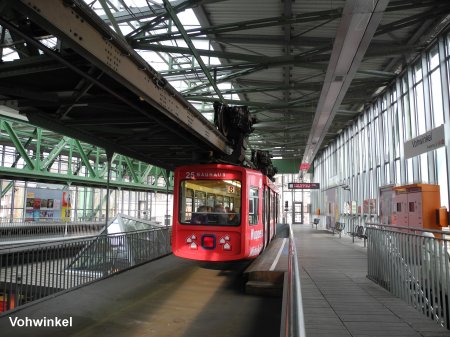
xmin=0 ymin=115 xmax=173 ymax=196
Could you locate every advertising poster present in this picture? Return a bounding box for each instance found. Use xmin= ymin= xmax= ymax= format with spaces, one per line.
xmin=62 ymin=191 xmax=72 ymax=221
xmin=25 ymin=188 xmax=65 ymax=221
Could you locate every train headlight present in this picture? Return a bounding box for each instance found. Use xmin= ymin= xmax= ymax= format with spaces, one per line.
xmin=201 ymin=235 xmax=216 ymax=250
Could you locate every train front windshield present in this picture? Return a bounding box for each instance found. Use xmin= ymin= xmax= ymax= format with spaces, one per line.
xmin=179 ymin=180 xmax=241 ymax=226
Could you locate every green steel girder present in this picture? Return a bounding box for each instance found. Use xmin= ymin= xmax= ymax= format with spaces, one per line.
xmin=100 ymin=5 xmax=160 ymax=24
xmin=125 ymin=0 xmax=227 ymax=39
xmin=98 ymin=0 xmax=124 ymax=39
xmin=11 ymin=128 xmax=37 ymax=168
xmin=0 ymin=116 xmax=173 ymax=193
xmin=376 ymin=2 xmax=450 ymax=36
xmin=0 ymin=165 xmax=169 ymax=192
xmin=139 ymin=161 xmax=153 ymax=184
xmin=99 ymin=153 xmax=118 ymax=178
xmin=1 ymin=120 xmax=34 ymax=170
xmin=74 ymin=140 xmax=97 ymax=179
xmin=124 ymin=156 xmax=139 ymax=184
xmin=130 ymin=8 xmax=343 ymax=44
xmin=183 ymin=96 xmax=318 ymax=110
xmin=184 ymin=82 xmax=323 ymax=97
xmin=132 ymin=43 xmax=267 ymax=63
xmin=386 ymin=0 xmax=448 ymax=12
xmin=40 ymin=136 xmax=70 ymax=170
xmin=163 ymin=0 xmax=224 ymax=102
xmin=179 ymin=52 xmax=329 ymax=95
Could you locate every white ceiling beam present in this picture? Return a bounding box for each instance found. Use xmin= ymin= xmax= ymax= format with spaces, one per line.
xmin=302 ymin=0 xmax=389 ymax=164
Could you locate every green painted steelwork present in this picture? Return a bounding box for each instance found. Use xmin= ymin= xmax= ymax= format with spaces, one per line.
xmin=272 ymin=159 xmax=315 ymax=174
xmin=0 ymin=115 xmax=173 ymax=194
xmin=1 ymin=121 xmax=35 ymax=170
xmin=132 ymin=9 xmax=342 ymax=43
xmin=163 ymin=0 xmax=224 ymax=102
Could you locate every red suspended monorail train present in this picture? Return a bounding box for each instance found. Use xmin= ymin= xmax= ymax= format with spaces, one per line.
xmin=172 ymin=163 xmax=279 ymax=262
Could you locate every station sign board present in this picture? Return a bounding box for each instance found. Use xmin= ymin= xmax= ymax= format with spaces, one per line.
xmin=404 ymin=124 xmax=445 ymax=159
xmin=288 ymin=182 xmax=320 ymax=189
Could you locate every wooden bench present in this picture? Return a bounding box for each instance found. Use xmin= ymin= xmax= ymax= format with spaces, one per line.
xmin=332 ymin=222 xmax=345 ymax=238
xmin=311 ymin=218 xmax=320 ymax=229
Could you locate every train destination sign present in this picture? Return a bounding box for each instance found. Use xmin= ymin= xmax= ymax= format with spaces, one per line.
xmin=288 ymin=183 xmax=320 ymax=189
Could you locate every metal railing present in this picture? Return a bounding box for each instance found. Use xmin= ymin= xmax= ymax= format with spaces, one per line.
xmin=367 ymin=224 xmax=450 ymax=329
xmin=0 ymin=215 xmax=171 ymax=227
xmin=0 ymin=222 xmax=105 ymax=243
xmin=0 ymin=218 xmax=105 ymax=228
xmin=280 ymin=223 xmax=306 ymax=337
xmin=0 ymin=227 xmax=171 ymax=313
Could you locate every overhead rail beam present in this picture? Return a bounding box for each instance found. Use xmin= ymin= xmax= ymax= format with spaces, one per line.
xmin=303 ymin=0 xmax=389 ymax=164
xmin=0 ymin=0 xmax=231 ymax=169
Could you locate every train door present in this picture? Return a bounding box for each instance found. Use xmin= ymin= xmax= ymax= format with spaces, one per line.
xmin=293 ymin=201 xmax=303 ymax=224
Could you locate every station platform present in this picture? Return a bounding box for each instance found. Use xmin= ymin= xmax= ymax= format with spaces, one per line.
xmin=296 ymin=225 xmax=449 ymax=337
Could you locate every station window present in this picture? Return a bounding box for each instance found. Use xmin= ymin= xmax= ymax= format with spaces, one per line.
xmin=249 ymin=187 xmax=259 ymax=225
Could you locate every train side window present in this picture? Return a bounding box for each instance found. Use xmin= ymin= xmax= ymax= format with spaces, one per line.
xmin=249 ymin=187 xmax=259 ymax=225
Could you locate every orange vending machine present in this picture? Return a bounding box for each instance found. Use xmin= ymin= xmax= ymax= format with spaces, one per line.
xmin=393 ymin=184 xmax=441 ymax=230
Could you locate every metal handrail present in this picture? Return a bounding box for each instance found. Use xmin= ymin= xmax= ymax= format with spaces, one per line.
xmin=366 ymin=222 xmax=450 ymax=236
xmin=0 ymin=227 xmax=172 ymax=314
xmin=0 ymin=218 xmax=105 ymax=228
xmin=0 ymin=222 xmax=105 ymax=243
xmin=367 ymin=226 xmax=450 ymax=329
xmin=280 ymin=223 xmax=306 ymax=337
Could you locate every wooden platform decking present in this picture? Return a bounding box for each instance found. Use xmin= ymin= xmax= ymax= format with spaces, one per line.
xmin=295 ymin=225 xmax=450 ymax=337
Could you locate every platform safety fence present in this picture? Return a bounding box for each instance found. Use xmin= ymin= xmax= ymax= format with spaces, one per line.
xmin=0 ymin=222 xmax=105 ymax=243
xmin=0 ymin=227 xmax=171 ymax=314
xmin=281 ymin=223 xmax=306 ymax=337
xmin=366 ymin=225 xmax=450 ymax=329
